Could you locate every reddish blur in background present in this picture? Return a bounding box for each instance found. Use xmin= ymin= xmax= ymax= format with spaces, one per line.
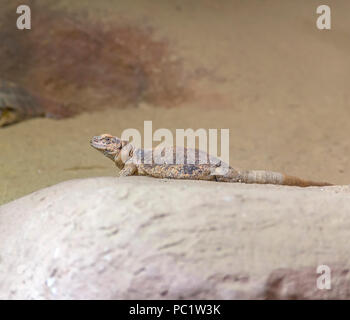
xmin=0 ymin=0 xmax=349 ymax=204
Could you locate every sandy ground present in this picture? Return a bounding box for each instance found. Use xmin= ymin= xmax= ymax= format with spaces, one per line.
xmin=1 ymin=0 xmax=350 ymax=204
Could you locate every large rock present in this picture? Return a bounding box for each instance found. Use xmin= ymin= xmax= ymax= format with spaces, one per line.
xmin=0 ymin=177 xmax=350 ymax=299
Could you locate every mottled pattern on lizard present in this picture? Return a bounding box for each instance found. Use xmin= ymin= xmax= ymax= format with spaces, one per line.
xmin=90 ymin=134 xmax=333 ymax=187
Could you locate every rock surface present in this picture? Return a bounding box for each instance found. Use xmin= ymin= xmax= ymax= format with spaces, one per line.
xmin=1 ymin=177 xmax=350 ymax=299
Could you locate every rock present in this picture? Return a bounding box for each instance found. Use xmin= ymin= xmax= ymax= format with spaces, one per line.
xmin=0 ymin=177 xmax=350 ymax=299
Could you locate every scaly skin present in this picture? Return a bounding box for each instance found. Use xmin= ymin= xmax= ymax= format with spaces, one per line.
xmin=90 ymin=134 xmax=333 ymax=187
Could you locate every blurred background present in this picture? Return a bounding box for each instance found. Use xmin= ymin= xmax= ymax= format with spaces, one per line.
xmin=0 ymin=0 xmax=349 ymax=204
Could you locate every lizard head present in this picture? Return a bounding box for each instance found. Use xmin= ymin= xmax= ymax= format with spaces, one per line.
xmin=90 ymin=134 xmax=128 ymax=160
xmin=0 ymin=107 xmax=20 ymax=127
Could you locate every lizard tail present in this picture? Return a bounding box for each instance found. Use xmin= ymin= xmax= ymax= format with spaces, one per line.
xmin=236 ymin=170 xmax=333 ymax=187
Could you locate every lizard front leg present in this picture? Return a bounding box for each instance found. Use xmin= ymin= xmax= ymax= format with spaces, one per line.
xmin=119 ymin=163 xmax=137 ymax=177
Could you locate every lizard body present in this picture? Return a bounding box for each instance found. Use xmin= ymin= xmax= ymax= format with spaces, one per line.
xmin=90 ymin=134 xmax=333 ymax=187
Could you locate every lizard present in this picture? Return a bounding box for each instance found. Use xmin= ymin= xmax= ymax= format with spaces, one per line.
xmin=0 ymin=79 xmax=68 ymax=127
xmin=90 ymin=133 xmax=333 ymax=187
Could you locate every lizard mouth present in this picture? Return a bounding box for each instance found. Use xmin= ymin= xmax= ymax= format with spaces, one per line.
xmin=90 ymin=137 xmax=113 ymax=152
xmin=90 ymin=137 xmax=103 ymax=149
